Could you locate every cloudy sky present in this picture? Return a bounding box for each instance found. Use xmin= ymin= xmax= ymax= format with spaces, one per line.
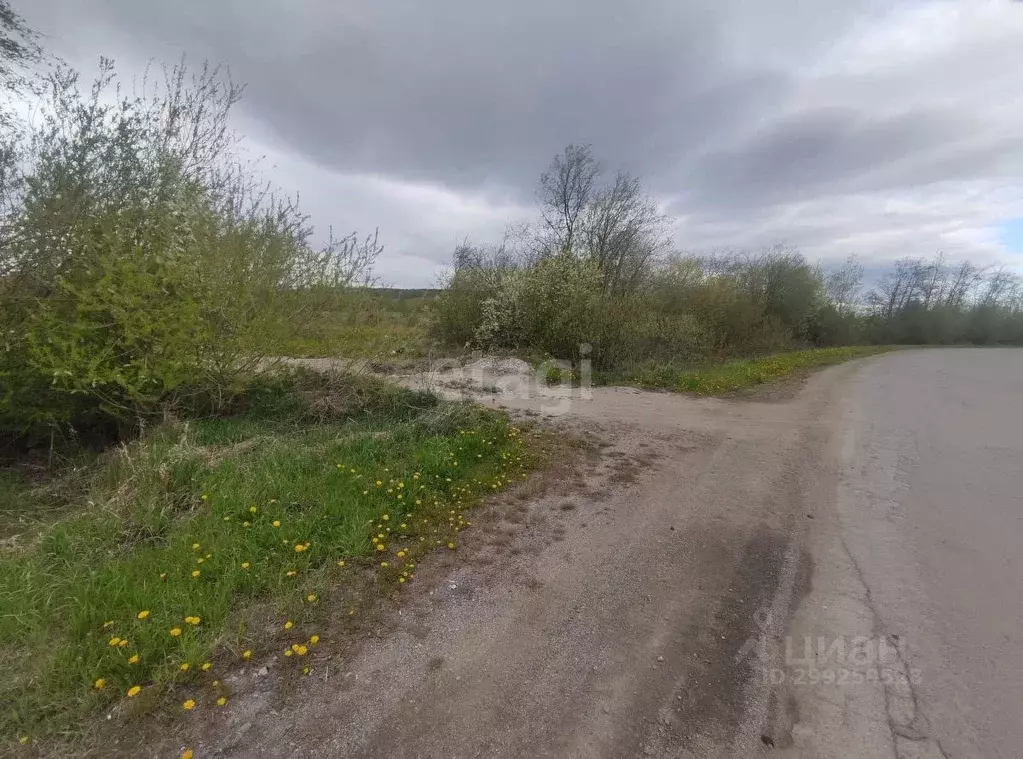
xmin=20 ymin=0 xmax=1023 ymax=286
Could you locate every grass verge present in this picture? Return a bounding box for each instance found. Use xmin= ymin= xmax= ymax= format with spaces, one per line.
xmin=0 ymin=370 xmax=533 ymax=749
xmin=610 ymin=346 xmax=895 ymax=395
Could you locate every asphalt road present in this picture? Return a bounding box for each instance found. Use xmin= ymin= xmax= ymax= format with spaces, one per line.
xmin=785 ymin=348 xmax=1023 ymax=759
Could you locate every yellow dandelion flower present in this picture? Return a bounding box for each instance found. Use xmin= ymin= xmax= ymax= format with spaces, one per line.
xmin=376 ymin=544 xmax=385 ymax=552
xmin=399 ymin=576 xmax=406 ymax=584
xmin=396 ymin=551 xmax=406 ymax=558
xmin=191 ymin=570 xmax=201 ymax=578
xmin=159 ymin=573 xmax=167 ymax=581
xmin=170 ymin=627 xmax=182 ymax=637
xmin=337 ymin=560 xmax=346 ymax=567
xmin=306 ymin=594 xmax=317 ymax=603
xmin=212 ymin=680 xmax=220 ymax=687
xmin=241 ymin=562 xmax=250 ymax=569
xmin=102 ymin=620 xmax=115 ymax=629
xmin=127 ymin=685 xmax=141 ymax=697
xmin=447 ymin=542 xmax=456 ymax=549
xmin=294 ymin=543 xmax=307 ymax=553
xmin=272 ymin=520 xmax=281 ymax=528
xmin=217 ymin=696 xmax=227 ymax=707
xmin=201 ymin=494 xmax=208 ymax=501
xmin=284 ymin=620 xmax=294 ymax=630
xmin=249 ymin=506 xmax=257 ymax=513
xmin=182 ymin=750 xmax=194 ymax=759
xmin=303 ymin=666 xmax=310 ymax=675
xmin=201 ymin=662 xmax=212 ymax=671
xmin=192 ymin=543 xmax=200 ymax=550
xmin=309 ymin=634 xmax=319 ymax=645
xmin=108 ymin=637 xmax=121 ymax=646
xmin=136 ymin=610 xmax=150 ymax=620
xmin=381 ymin=514 xmax=389 ymax=521
xmin=196 ymin=557 xmax=204 ymax=564
xmin=286 ymin=570 xmax=297 ymax=577
xmin=179 ymin=663 xmax=189 ymax=672
xmin=242 ymin=521 xmax=251 ymax=528
xmin=118 ymin=638 xmax=129 ymax=647
xmin=284 ymin=649 xmax=293 ymax=657
xmin=375 ymin=480 xmax=382 ymax=486
xmin=380 ymin=561 xmax=389 ymax=568
xmin=295 ymin=645 xmax=308 ymax=656
xmin=94 ymin=678 xmax=106 ymax=690
xmin=185 ymin=616 xmax=201 ymax=625
xmin=241 ymin=650 xmax=251 ymax=660
xmin=182 ymin=699 xmax=195 ymax=711
xmin=128 ymin=654 xmax=140 ymax=664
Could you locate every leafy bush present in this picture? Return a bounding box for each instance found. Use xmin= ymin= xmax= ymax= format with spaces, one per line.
xmin=0 ymin=60 xmax=379 ymax=442
xmin=434 ymin=242 xmax=823 ymax=371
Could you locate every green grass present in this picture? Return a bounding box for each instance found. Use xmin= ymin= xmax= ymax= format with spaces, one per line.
xmin=281 ymin=323 xmax=430 ymax=358
xmin=613 ymin=346 xmax=895 ymax=395
xmin=278 ymin=290 xmax=436 ymax=359
xmin=0 ymin=371 xmax=532 ymax=746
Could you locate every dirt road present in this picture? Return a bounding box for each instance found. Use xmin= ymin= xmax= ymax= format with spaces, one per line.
xmin=197 ymin=349 xmax=1022 ymax=758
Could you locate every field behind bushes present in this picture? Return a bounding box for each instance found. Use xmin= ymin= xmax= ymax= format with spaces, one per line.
xmin=277 ymin=289 xmax=439 ymax=359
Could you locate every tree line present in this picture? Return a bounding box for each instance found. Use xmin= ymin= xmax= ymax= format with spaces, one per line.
xmin=433 ymin=144 xmax=1023 ymax=370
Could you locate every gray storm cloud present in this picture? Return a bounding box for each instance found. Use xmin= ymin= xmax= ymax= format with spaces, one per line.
xmin=19 ymin=0 xmax=1023 ymax=285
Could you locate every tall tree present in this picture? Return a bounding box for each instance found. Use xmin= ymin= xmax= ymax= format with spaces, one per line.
xmin=535 ymin=144 xmax=668 ymax=292
xmin=537 ymin=143 xmax=598 ymax=256
xmin=582 ymin=170 xmax=670 ymax=293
